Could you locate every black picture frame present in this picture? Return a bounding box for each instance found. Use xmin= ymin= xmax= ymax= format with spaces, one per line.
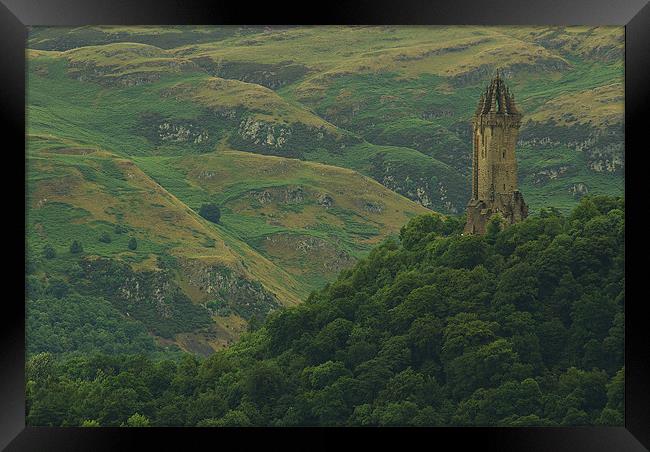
xmin=2 ymin=1 xmax=648 ymax=450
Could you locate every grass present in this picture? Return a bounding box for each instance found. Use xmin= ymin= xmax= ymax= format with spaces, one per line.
xmin=27 ymin=142 xmax=308 ymax=307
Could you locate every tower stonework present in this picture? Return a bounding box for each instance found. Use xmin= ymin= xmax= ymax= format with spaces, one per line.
xmin=464 ymin=72 xmax=528 ymax=235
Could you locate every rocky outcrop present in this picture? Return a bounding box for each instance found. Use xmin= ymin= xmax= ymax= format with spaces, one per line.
xmin=317 ymin=193 xmax=334 ymax=208
xmin=450 ymin=59 xmax=570 ymax=87
xmin=77 ymin=258 xmax=212 ymax=338
xmin=67 ymin=58 xmax=197 ymax=87
xmin=284 ymin=187 xmax=305 ymax=204
xmin=371 ymin=155 xmax=464 ymax=214
xmin=231 ymin=116 xmax=360 ymax=158
xmin=531 ymin=165 xmax=571 ymax=186
xmin=263 ymin=233 xmax=355 ymax=274
xmin=363 ymin=201 xmax=384 ymax=214
xmin=520 ymin=121 xmax=624 ymax=174
xmin=253 ymin=190 xmax=273 ymax=205
xmin=158 ymin=122 xmax=209 ymax=144
xmin=137 ymin=111 xmax=213 ymax=148
xmin=179 ymin=259 xmax=280 ymax=320
xmin=238 ymin=117 xmax=292 ymax=150
xmin=569 ymin=182 xmax=589 ymax=198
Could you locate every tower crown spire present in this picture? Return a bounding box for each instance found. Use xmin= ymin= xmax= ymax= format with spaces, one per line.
xmin=476 ymin=70 xmax=520 ymax=116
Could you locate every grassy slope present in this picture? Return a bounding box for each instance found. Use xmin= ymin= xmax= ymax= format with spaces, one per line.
xmin=28 ymin=27 xmax=624 ymax=215
xmin=27 ymin=138 xmax=309 ymax=352
xmin=132 ymin=149 xmax=430 ymax=288
xmin=27 ymin=134 xmax=430 ymax=346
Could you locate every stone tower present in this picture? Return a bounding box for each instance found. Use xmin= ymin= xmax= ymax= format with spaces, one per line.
xmin=464 ymin=71 xmax=528 ymax=235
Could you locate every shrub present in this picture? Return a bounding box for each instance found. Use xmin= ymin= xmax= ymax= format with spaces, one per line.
xmin=43 ymin=244 xmax=56 ymax=259
xmin=99 ymin=232 xmax=112 ymax=243
xmin=46 ymin=278 xmax=69 ymax=299
xmin=70 ymin=240 xmax=83 ymax=254
xmin=128 ymin=237 xmax=138 ymax=250
xmin=199 ymin=203 xmax=221 ymax=224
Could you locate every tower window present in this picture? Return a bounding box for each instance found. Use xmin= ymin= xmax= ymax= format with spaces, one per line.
xmin=502 ymin=149 xmax=506 ymax=159
xmin=503 ymin=184 xmax=506 ymax=190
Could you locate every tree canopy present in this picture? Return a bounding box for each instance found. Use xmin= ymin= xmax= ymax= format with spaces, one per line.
xmin=26 ymin=196 xmax=624 ymax=427
xmin=198 ymin=203 xmax=221 ymax=224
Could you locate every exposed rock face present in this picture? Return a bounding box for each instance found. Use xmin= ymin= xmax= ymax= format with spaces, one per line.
xmin=253 ymin=190 xmax=273 ymax=205
xmin=569 ymin=182 xmax=589 ymax=198
xmin=138 ymin=112 xmax=213 ymax=148
xmin=317 ymin=193 xmax=334 ymax=208
xmin=421 ymin=109 xmax=454 ymax=120
xmin=531 ymin=166 xmax=570 ymax=186
xmin=284 ymin=187 xmax=305 ymax=204
xmin=158 ymin=122 xmax=209 ymax=144
xmin=519 ymin=121 xmax=624 ymax=174
xmin=238 ymin=117 xmax=292 ymax=149
xmin=179 ymin=259 xmax=281 ymax=320
xmin=250 ymin=187 xmax=333 ymax=207
xmin=450 ymin=59 xmax=570 ymax=87
xmin=67 ymin=58 xmax=197 ymax=87
xmin=191 ymin=57 xmax=310 ymax=90
xmin=77 ymin=258 xmax=212 ymax=337
xmin=371 ymin=158 xmax=463 ymax=214
xmin=231 ymin=116 xmax=359 ymax=159
xmin=263 ymin=233 xmax=355 ymax=274
xmin=363 ymin=201 xmax=384 ymax=214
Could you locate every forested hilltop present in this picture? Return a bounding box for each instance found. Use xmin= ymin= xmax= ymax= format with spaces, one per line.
xmin=27 ymin=196 xmax=624 ymax=427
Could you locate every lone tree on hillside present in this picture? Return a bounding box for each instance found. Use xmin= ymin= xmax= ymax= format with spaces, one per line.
xmin=128 ymin=237 xmax=138 ymax=250
xmin=43 ymin=244 xmax=57 ymax=259
xmin=199 ymin=203 xmax=221 ymax=224
xmin=114 ymin=224 xmax=128 ymax=234
xmin=70 ymin=240 xmax=83 ymax=254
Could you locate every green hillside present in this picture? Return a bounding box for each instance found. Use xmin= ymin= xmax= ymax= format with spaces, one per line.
xmin=26 ymin=134 xmax=429 ymax=353
xmin=26 ymin=26 xmax=624 ymax=356
xmin=28 ymin=26 xmax=624 ymax=215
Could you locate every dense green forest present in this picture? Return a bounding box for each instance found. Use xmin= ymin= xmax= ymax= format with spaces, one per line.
xmin=26 ymin=196 xmax=624 ymax=426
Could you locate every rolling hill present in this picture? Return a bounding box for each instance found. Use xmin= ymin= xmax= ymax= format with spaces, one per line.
xmin=26 ymin=25 xmax=624 ymax=356
xmin=27 ymin=135 xmax=430 ymax=353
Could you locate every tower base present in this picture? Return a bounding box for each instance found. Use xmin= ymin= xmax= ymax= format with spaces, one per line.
xmin=464 ymin=191 xmax=528 ymax=235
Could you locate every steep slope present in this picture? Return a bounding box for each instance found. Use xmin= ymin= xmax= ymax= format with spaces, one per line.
xmin=27 ymin=135 xmax=431 ymax=352
xmin=132 ymin=149 xmax=431 ymax=289
xmin=27 ymin=137 xmax=306 ymax=353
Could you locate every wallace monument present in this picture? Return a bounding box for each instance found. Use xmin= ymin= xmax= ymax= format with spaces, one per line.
xmin=464 ymin=71 xmax=528 ymax=234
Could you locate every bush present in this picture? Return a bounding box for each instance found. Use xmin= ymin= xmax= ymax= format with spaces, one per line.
xmin=43 ymin=244 xmax=56 ymax=259
xmin=125 ymin=413 xmax=150 ymax=427
xmin=81 ymin=420 xmax=100 ymax=427
xmin=128 ymin=237 xmax=138 ymax=250
xmin=70 ymin=240 xmax=83 ymax=254
xmin=99 ymin=232 xmax=112 ymax=243
xmin=199 ymin=203 xmax=221 ymax=224
xmin=114 ymin=224 xmax=128 ymax=234
xmin=46 ymin=278 xmax=69 ymax=299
